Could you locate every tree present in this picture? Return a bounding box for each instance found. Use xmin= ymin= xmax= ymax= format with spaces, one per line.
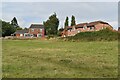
xmin=11 ymin=17 xmax=23 ymax=30
xmin=24 ymin=27 xmax=28 ymax=30
xmin=43 ymin=13 xmax=59 ymax=35
xmin=2 ymin=20 xmax=16 ymax=37
xmin=64 ymin=16 xmax=69 ymax=30
xmin=71 ymin=15 xmax=76 ymax=26
xmin=16 ymin=27 xmax=23 ymax=30
xmin=11 ymin=17 xmax=19 ymax=28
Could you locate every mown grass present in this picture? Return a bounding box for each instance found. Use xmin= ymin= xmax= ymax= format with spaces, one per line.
xmin=2 ymin=40 xmax=118 ymax=78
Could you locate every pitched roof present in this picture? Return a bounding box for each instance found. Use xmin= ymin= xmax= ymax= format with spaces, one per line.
xmin=30 ymin=24 xmax=44 ymax=28
xmin=67 ymin=26 xmax=73 ymax=29
xmin=65 ymin=21 xmax=112 ymax=30
xmin=88 ymin=21 xmax=109 ymax=26
xmin=14 ymin=30 xmax=29 ymax=34
xmin=75 ymin=23 xmax=88 ymax=28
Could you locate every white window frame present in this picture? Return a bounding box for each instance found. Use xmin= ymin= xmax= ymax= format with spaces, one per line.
xmin=40 ymin=29 xmax=42 ymax=32
xmin=31 ymin=28 xmax=34 ymax=32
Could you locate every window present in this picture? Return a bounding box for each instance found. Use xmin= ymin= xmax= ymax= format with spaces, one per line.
xmin=30 ymin=34 xmax=33 ymax=37
xmin=73 ymin=27 xmax=76 ymax=31
xmin=37 ymin=34 xmax=42 ymax=37
xmin=31 ymin=29 xmax=34 ymax=32
xmin=83 ymin=25 xmax=87 ymax=30
xmin=68 ymin=29 xmax=71 ymax=32
xmin=90 ymin=27 xmax=92 ymax=30
xmin=78 ymin=30 xmax=80 ymax=33
xmin=20 ymin=34 xmax=23 ymax=36
xmin=101 ymin=27 xmax=103 ymax=29
xmin=40 ymin=29 xmax=42 ymax=32
xmin=101 ymin=27 xmax=106 ymax=29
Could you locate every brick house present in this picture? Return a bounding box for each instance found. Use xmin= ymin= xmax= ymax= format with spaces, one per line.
xmin=13 ymin=24 xmax=45 ymax=38
xmin=62 ymin=21 xmax=113 ymax=37
xmin=29 ymin=24 xmax=45 ymax=37
xmin=14 ymin=30 xmax=29 ymax=38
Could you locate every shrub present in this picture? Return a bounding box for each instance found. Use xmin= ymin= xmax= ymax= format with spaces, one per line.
xmin=66 ymin=28 xmax=118 ymax=41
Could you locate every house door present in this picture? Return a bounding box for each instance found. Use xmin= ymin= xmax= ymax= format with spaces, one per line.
xmin=33 ymin=34 xmax=37 ymax=37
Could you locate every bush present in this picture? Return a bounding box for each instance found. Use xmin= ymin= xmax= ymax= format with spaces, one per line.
xmin=66 ymin=28 xmax=118 ymax=41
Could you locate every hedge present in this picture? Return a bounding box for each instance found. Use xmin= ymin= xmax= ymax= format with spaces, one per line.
xmin=66 ymin=28 xmax=119 ymax=41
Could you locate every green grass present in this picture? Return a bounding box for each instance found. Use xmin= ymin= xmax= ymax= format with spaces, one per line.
xmin=2 ymin=40 xmax=118 ymax=78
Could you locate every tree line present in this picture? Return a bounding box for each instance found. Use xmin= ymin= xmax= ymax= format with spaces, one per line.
xmin=1 ymin=17 xmax=23 ymax=37
xmin=1 ymin=13 xmax=76 ymax=37
xmin=44 ymin=13 xmax=76 ymax=36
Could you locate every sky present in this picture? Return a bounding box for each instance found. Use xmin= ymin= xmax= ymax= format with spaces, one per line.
xmin=1 ymin=0 xmax=120 ymax=2
xmin=1 ymin=1 xmax=119 ymax=30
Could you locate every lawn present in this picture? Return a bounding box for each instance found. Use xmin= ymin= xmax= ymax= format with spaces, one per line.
xmin=2 ymin=40 xmax=118 ymax=78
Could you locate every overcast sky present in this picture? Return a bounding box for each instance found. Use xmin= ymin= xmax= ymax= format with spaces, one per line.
xmin=1 ymin=2 xmax=118 ymax=30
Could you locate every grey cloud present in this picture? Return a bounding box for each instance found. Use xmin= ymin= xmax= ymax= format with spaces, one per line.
xmin=2 ymin=2 xmax=118 ymax=29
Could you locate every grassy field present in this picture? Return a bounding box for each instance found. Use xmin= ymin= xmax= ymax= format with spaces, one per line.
xmin=2 ymin=40 xmax=118 ymax=78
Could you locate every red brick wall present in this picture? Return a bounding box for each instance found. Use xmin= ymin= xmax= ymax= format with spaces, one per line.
xmin=41 ymin=28 xmax=45 ymax=37
xmin=16 ymin=34 xmax=20 ymax=37
xmin=76 ymin=27 xmax=95 ymax=32
xmin=29 ymin=28 xmax=44 ymax=37
xmin=95 ymin=23 xmax=112 ymax=31
xmin=95 ymin=23 xmax=104 ymax=31
xmin=15 ymin=34 xmax=24 ymax=38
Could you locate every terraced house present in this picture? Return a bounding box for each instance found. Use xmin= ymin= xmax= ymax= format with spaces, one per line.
xmin=62 ymin=21 xmax=113 ymax=37
xmin=13 ymin=24 xmax=45 ymax=38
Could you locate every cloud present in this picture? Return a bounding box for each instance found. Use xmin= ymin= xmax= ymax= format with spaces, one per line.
xmin=2 ymin=2 xmax=118 ymax=30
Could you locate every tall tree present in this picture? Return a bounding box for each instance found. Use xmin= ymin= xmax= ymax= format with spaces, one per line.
xmin=2 ymin=20 xmax=16 ymax=37
xmin=11 ymin=17 xmax=19 ymax=28
xmin=24 ymin=27 xmax=28 ymax=30
xmin=71 ymin=15 xmax=76 ymax=26
xmin=11 ymin=17 xmax=23 ymax=30
xmin=43 ymin=13 xmax=59 ymax=35
xmin=64 ymin=16 xmax=69 ymax=30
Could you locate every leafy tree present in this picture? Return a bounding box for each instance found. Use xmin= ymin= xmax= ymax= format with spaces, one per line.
xmin=71 ymin=15 xmax=76 ymax=26
xmin=43 ymin=13 xmax=59 ymax=35
xmin=24 ymin=27 xmax=28 ymax=30
xmin=11 ymin=17 xmax=19 ymax=28
xmin=2 ymin=20 xmax=16 ymax=37
xmin=16 ymin=27 xmax=23 ymax=30
xmin=64 ymin=16 xmax=69 ymax=30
